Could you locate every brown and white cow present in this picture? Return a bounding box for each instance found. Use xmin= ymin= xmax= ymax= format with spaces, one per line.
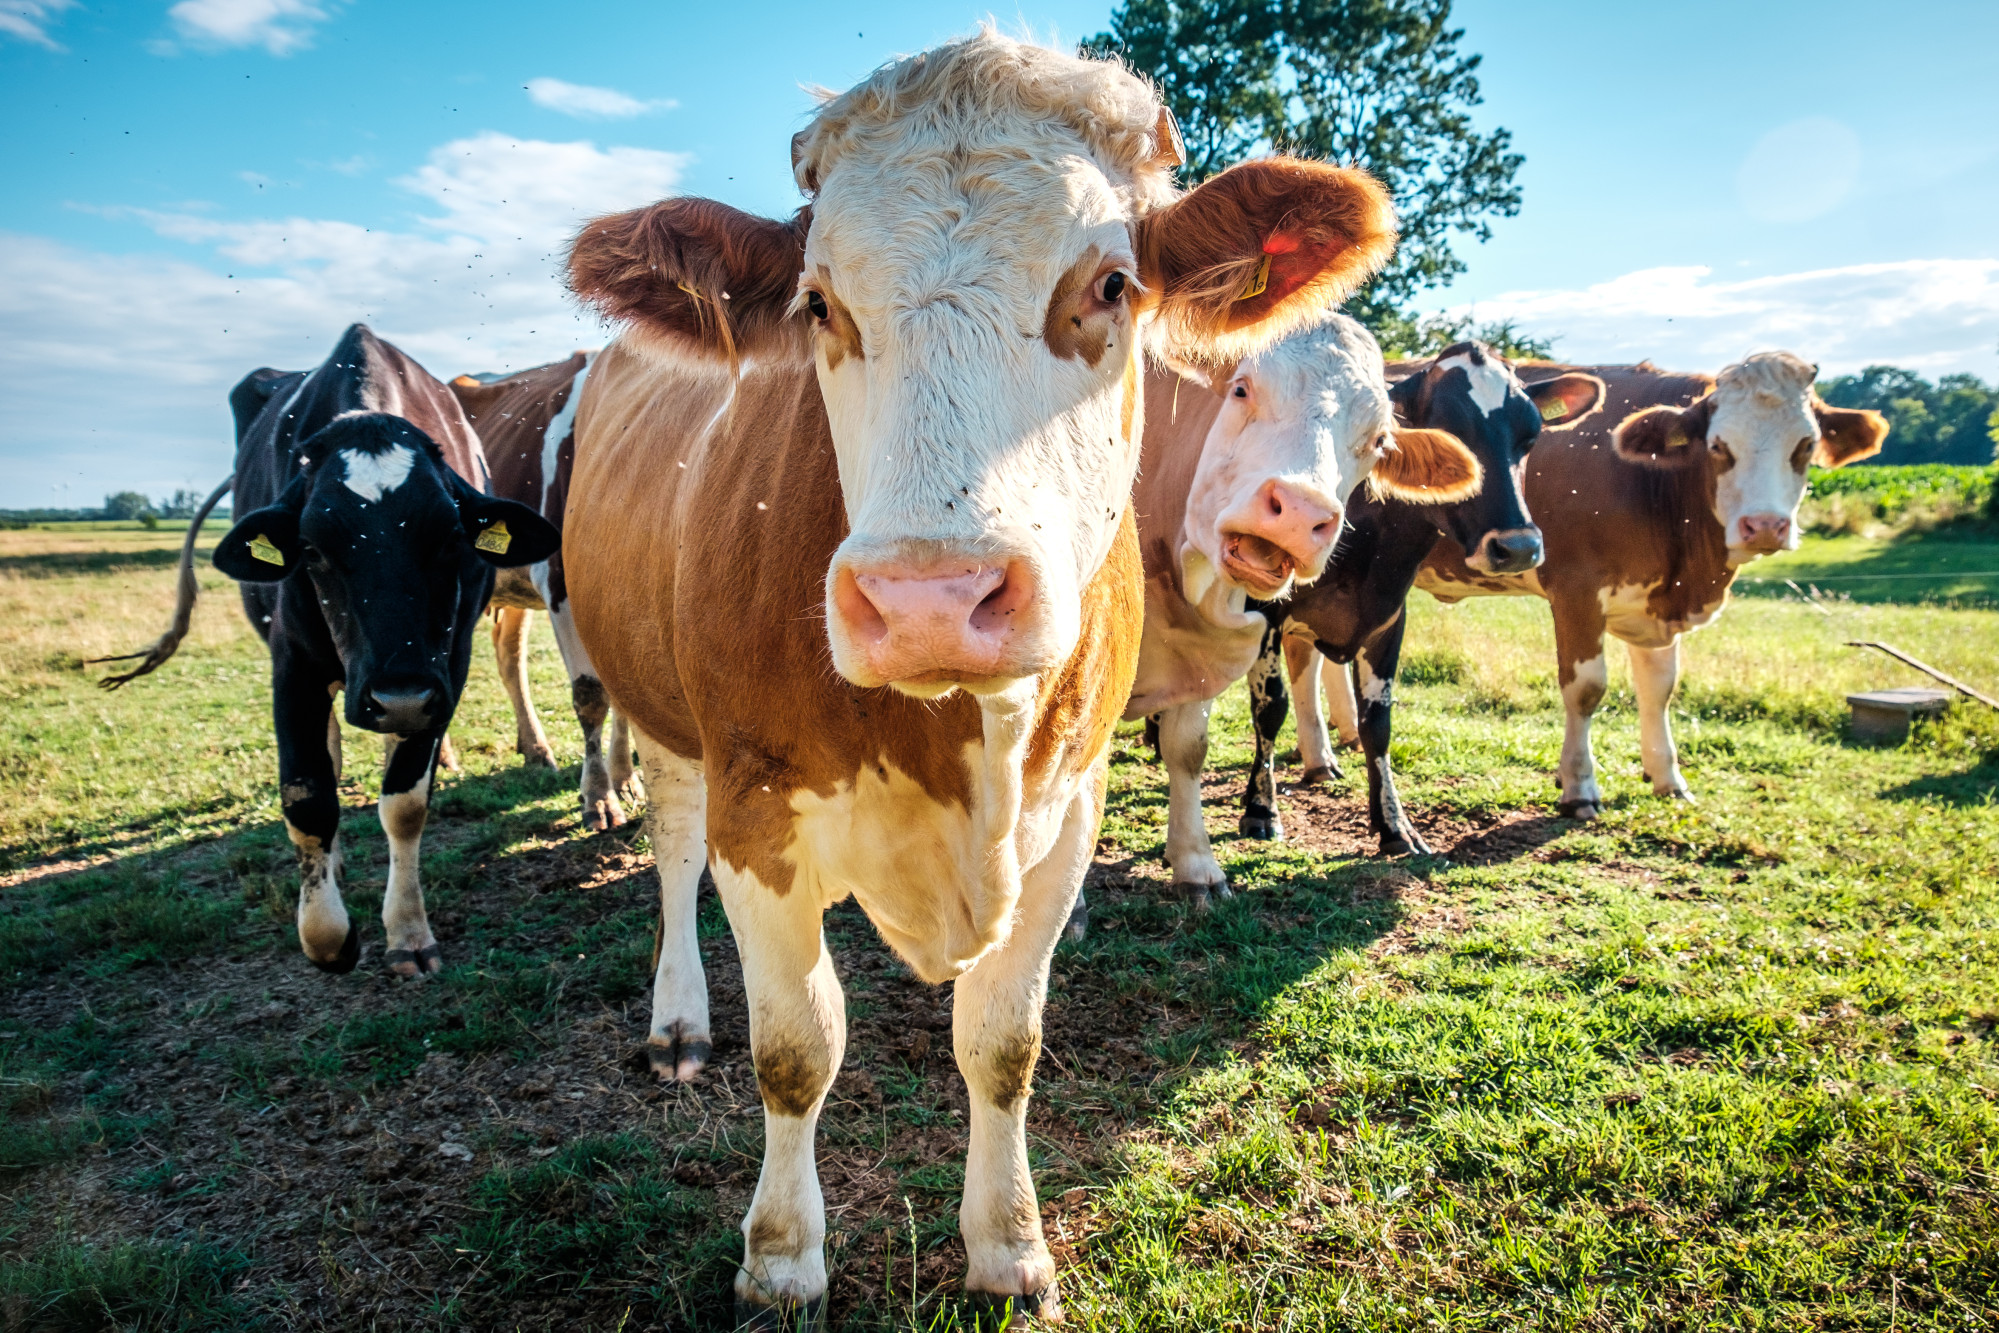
xmin=1118 ymin=312 xmax=1480 ymax=911
xmin=559 ymin=32 xmax=1404 ymax=1325
xmin=1413 ymin=351 xmax=1886 ymax=816
xmin=447 ymin=354 xmax=643 ymax=831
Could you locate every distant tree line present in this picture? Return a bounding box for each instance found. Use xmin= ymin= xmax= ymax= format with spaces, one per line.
xmin=0 ymin=489 xmax=226 ymax=526
xmin=1817 ymin=367 xmax=1999 ymax=467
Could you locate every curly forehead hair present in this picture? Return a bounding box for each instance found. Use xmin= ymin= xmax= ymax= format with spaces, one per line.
xmin=1716 ymin=351 xmax=1817 ymax=402
xmin=791 ymin=29 xmax=1179 ymax=212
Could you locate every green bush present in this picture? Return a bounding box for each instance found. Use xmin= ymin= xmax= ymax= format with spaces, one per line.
xmin=1798 ymin=464 xmax=1996 ymax=536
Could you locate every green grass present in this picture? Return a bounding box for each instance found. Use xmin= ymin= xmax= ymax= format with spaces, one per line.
xmin=1800 ymin=464 xmax=1996 ymax=537
xmin=0 ymin=1238 xmax=254 ymax=1331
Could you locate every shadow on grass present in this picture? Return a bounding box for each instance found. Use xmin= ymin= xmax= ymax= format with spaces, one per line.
xmin=0 ymin=547 xmax=192 ymax=579
xmin=1734 ymin=525 xmax=1999 ymax=608
xmin=1878 ymin=757 xmax=1999 ymax=807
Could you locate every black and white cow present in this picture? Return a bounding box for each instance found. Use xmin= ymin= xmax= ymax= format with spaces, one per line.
xmin=1237 ymin=343 xmax=1604 ymax=854
xmin=99 ymin=324 xmax=558 ymax=974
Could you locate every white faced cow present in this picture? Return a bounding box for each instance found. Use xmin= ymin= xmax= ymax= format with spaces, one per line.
xmin=558 ymin=32 xmax=1407 ymax=1327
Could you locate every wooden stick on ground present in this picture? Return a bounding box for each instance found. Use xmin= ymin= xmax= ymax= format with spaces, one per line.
xmin=1845 ymin=640 xmax=1999 ymax=711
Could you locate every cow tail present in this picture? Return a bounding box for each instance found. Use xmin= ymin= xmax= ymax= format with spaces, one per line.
xmin=88 ymin=475 xmax=234 ymax=689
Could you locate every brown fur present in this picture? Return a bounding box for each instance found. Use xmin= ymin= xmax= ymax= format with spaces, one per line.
xmin=1613 ymin=395 xmax=1715 ymax=466
xmin=1041 ymin=245 xmax=1121 ymax=367
xmin=1812 ymin=401 xmax=1889 ymax=466
xmin=449 ymin=352 xmax=589 ymax=608
xmin=752 ymin=1036 xmax=833 ymax=1118
xmin=1372 ymin=427 xmax=1482 ymax=503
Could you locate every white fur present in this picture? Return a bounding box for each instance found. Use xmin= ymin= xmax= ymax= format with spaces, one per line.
xmin=1559 ymin=653 xmax=1608 ymax=812
xmin=539 ymin=353 xmax=594 ymax=520
xmin=340 ymin=443 xmax=416 ymax=501
xmin=1703 ymin=352 xmax=1821 ymax=560
xmin=1438 ymin=351 xmax=1514 ymax=415
xmin=378 ymin=742 xmax=435 ymax=962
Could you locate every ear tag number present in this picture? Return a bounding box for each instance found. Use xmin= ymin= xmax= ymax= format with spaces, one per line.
xmin=1540 ymin=398 xmax=1569 ymax=422
xmin=1238 ymin=255 xmax=1271 ymax=302
xmin=475 ymin=519 xmax=512 ymax=555
xmin=248 ymin=533 xmax=285 ymax=567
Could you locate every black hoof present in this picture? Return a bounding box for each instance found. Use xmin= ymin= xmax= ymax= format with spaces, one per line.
xmin=733 ymin=1294 xmax=824 ymax=1332
xmin=646 ymin=1037 xmax=712 ymax=1083
xmin=966 ymin=1285 xmax=1062 ymax=1327
xmin=1557 ymin=800 xmax=1600 ymax=820
xmin=1174 ymin=879 xmax=1230 ymax=912
xmin=1299 ymin=764 xmax=1340 ymax=786
xmin=1238 ymin=812 xmax=1283 ymax=841
xmin=1062 ymin=898 xmax=1089 ymax=943
xmin=383 ymin=943 xmax=442 ymax=977
xmin=308 ymin=924 xmax=361 ymax=975
xmin=1378 ymin=831 xmax=1432 ymax=859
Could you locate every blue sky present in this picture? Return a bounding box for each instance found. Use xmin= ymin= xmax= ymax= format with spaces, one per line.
xmin=3 ymin=0 xmax=1995 ymax=505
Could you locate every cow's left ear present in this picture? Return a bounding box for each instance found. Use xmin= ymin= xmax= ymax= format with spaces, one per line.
xmin=1371 ymin=427 xmax=1483 ymax=504
xmin=214 ymin=504 xmax=304 ymax=582
xmin=451 ymin=486 xmax=561 ymax=568
xmin=1525 ymin=374 xmax=1606 ymax=431
xmin=1812 ymin=401 xmax=1889 ymax=467
xmin=1613 ymin=396 xmax=1714 ymax=467
xmin=1136 ymin=157 xmax=1397 ymax=364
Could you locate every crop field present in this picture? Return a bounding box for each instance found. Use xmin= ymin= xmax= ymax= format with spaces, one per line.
xmin=2 ymin=519 xmax=1996 ymax=1331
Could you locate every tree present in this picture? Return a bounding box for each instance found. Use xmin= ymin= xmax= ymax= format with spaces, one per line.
xmin=102 ymin=491 xmax=154 ymax=521
xmin=1818 ymin=366 xmax=1999 ymax=466
xmin=1089 ymin=0 xmax=1524 ymax=331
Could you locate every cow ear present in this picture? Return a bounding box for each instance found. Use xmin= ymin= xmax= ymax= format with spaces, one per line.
xmin=1613 ymin=396 xmax=1713 ymax=467
xmin=1371 ymin=427 xmax=1482 ymax=504
xmin=1388 ymin=370 xmax=1427 ymax=425
xmin=455 ymin=492 xmax=561 ymax=568
xmin=1525 ymin=374 xmax=1605 ymax=431
xmin=214 ymin=504 xmax=303 ymax=582
xmin=1135 ymin=157 xmax=1397 ymax=365
xmin=1812 ymin=402 xmax=1889 ymax=467
xmin=568 ymin=199 xmax=809 ymax=366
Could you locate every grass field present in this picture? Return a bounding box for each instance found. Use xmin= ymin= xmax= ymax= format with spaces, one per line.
xmin=2 ymin=521 xmax=1996 ymax=1331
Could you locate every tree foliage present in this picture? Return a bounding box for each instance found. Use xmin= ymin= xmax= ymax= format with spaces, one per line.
xmin=1088 ymin=0 xmax=1524 ymax=328
xmin=1818 ymin=366 xmax=1999 ymax=467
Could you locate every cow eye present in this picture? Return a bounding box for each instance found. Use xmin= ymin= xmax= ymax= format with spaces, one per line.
xmin=1098 ymin=271 xmax=1127 ymax=303
xmin=805 ymin=291 xmax=829 ymax=321
xmin=1232 ymin=383 xmax=1248 ymax=399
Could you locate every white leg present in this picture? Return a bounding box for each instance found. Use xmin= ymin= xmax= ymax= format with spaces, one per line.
xmin=493 ymin=608 xmax=557 ymax=768
xmin=1159 ymin=698 xmax=1230 ymax=909
xmin=1628 ymin=640 xmax=1693 ymax=800
xmin=716 ymin=862 xmax=843 ymax=1319
xmin=1285 ymin=635 xmax=1339 ymax=782
xmin=954 ymin=774 xmax=1096 ymax=1318
xmin=289 ymin=822 xmax=349 ymax=968
xmin=1322 ymin=650 xmax=1360 ymax=748
xmin=633 ymin=731 xmax=711 ymax=1081
xmin=1558 ymin=653 xmax=1609 ymax=818
xmin=609 ymin=708 xmax=641 ymax=803
xmin=545 ymin=600 xmax=626 ymax=831
xmin=379 ymin=736 xmax=440 ymax=976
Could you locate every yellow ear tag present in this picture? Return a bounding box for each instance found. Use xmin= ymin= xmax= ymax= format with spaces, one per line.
xmin=1540 ymin=398 xmax=1569 ymax=421
xmin=1237 ymin=254 xmax=1271 ymax=302
xmin=474 ymin=519 xmax=512 ymax=555
xmin=248 ymin=533 xmax=285 ymax=567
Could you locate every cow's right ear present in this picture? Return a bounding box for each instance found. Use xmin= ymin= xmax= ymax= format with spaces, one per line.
xmin=1371 ymin=427 xmax=1482 ymax=504
xmin=568 ymin=199 xmax=809 ymax=365
xmin=1612 ymin=396 xmax=1714 ymax=468
xmin=214 ymin=503 xmax=303 ymax=582
xmin=1387 ymin=370 xmax=1428 ymax=424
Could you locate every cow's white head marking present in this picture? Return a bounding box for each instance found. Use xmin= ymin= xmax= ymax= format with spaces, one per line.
xmin=340 ymin=443 xmax=417 ymax=502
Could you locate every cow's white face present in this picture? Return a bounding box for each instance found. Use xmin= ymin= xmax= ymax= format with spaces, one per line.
xmin=1181 ymin=314 xmax=1392 ymax=605
xmin=805 ymin=136 xmax=1148 ymax=698
xmin=1704 ymin=352 xmax=1823 ymax=561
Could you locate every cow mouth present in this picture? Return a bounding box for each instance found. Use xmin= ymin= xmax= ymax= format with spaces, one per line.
xmin=1220 ymin=533 xmax=1295 ymax=595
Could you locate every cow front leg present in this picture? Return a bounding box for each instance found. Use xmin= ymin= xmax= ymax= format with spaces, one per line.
xmin=633 ymin=732 xmax=710 ymax=1081
xmin=1554 ymin=601 xmax=1610 ymax=819
xmin=955 ymin=775 xmax=1098 ymax=1321
xmin=1238 ymin=618 xmax=1288 ymax=840
xmin=1286 ymin=633 xmax=1345 ymax=784
xmin=379 ymin=732 xmax=442 ymax=977
xmin=1628 ymin=640 xmax=1693 ymax=800
xmin=608 ymin=708 xmax=643 ymax=805
xmin=279 ymin=673 xmax=355 ymax=972
xmin=1356 ymin=617 xmax=1429 ymax=857
xmin=492 ymin=607 xmax=557 ymax=769
xmin=714 ymin=862 xmax=842 ymax=1326
xmin=1159 ymin=699 xmax=1230 ymax=911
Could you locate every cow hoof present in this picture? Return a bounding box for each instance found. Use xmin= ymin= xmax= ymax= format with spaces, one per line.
xmin=1298 ymin=765 xmax=1340 ymax=787
xmin=966 ymin=1285 xmax=1062 ymax=1326
xmin=524 ymin=745 xmax=559 ymax=771
xmin=1380 ymin=830 xmax=1432 ymax=858
xmin=1558 ymin=799 xmax=1600 ymax=820
xmin=1062 ymin=898 xmax=1089 ymax=943
xmin=646 ymin=1035 xmax=712 ymax=1084
xmin=1237 ymin=812 xmax=1283 ymax=841
xmin=1175 ymin=879 xmax=1230 ymax=912
xmin=384 ymin=943 xmax=442 ymax=978
xmin=582 ymin=795 xmax=628 ymax=832
xmin=307 ymin=924 xmax=361 ymax=975
xmin=733 ymin=1295 xmax=824 ymax=1332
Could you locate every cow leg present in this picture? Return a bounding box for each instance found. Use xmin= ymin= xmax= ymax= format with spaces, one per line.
xmin=1287 ymin=634 xmax=1344 ymax=785
xmin=492 ymin=607 xmax=557 ymax=769
xmin=278 ymin=671 xmax=356 ymax=973
xmin=1554 ymin=601 xmax=1610 ymax=819
xmin=608 ymin=708 xmax=643 ymax=805
xmin=1628 ymin=640 xmax=1694 ymax=801
xmin=633 ymin=732 xmax=710 ymax=1081
xmin=544 ymin=600 xmax=626 ymax=831
xmin=1357 ymin=617 xmax=1430 ymax=857
xmin=379 ymin=733 xmax=442 ymax=977
xmin=1159 ymin=699 xmax=1230 ymax=911
xmin=1237 ymin=618 xmax=1288 ymax=840
xmin=715 ymin=864 xmax=842 ymax=1325
xmin=956 ymin=774 xmax=1098 ymax=1321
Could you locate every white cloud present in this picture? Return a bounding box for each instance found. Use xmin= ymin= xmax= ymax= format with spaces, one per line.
xmin=0 ymin=0 xmax=77 ymax=48
xmin=1442 ymin=260 xmax=1999 ymax=380
xmin=166 ymin=0 xmax=331 ymax=56
xmin=525 ymin=77 xmax=676 ymax=120
xmin=1735 ymin=117 xmax=1863 ymax=225
xmin=0 ymin=133 xmax=687 ymax=505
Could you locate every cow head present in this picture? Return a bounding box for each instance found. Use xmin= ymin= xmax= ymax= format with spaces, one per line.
xmin=214 ymin=414 xmax=559 ymax=731
xmin=1178 ymin=314 xmax=1483 ymax=602
xmin=1613 ymin=351 xmax=1887 ymax=563
xmin=569 ymin=33 xmax=1403 ymax=698
xmin=1390 ymin=344 xmax=1604 ymax=574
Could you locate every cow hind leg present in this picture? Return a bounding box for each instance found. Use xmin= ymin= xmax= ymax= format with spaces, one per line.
xmin=608 ymin=708 xmax=642 ymax=805
xmin=633 ymin=732 xmax=710 ymax=1081
xmin=715 ymin=863 xmax=843 ymax=1325
xmin=1287 ymin=633 xmax=1344 ymax=785
xmin=570 ymin=675 xmax=628 ymax=831
xmin=493 ymin=607 xmax=557 ymax=769
xmin=955 ymin=777 xmax=1098 ymax=1321
xmin=1357 ymin=620 xmax=1429 ymax=857
xmin=379 ymin=734 xmax=441 ymax=977
xmin=1628 ymin=640 xmax=1693 ymax=800
xmin=1159 ymin=699 xmax=1231 ymax=911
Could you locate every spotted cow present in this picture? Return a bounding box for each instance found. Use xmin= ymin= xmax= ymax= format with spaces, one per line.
xmin=558 ymin=32 xmax=1409 ymax=1325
